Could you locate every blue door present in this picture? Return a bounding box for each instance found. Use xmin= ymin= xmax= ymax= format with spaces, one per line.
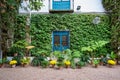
xmin=52 ymin=31 xmax=70 ymax=51
xmin=53 ymin=0 xmax=70 ymax=10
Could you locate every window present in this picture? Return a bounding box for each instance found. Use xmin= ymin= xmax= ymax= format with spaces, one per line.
xmin=54 ymin=35 xmax=60 ymax=46
xmin=54 ymin=0 xmax=60 ymax=1
xmin=52 ymin=0 xmax=70 ymax=10
xmin=62 ymin=36 xmax=68 ymax=46
xmin=52 ymin=31 xmax=70 ymax=51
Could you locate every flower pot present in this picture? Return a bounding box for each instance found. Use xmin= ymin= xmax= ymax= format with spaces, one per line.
xmin=51 ymin=64 xmax=55 ymax=68
xmin=21 ymin=63 xmax=28 ymax=67
xmin=65 ymin=65 xmax=70 ymax=68
xmin=77 ymin=66 xmax=82 ymax=69
xmin=94 ymin=64 xmax=98 ymax=68
xmin=11 ymin=64 xmax=16 ymax=68
xmin=56 ymin=66 xmax=62 ymax=70
xmin=108 ymin=64 xmax=113 ymax=68
xmin=0 ymin=64 xmax=3 ymax=68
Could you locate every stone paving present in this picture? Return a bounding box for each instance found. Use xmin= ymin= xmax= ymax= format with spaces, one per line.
xmin=0 ymin=65 xmax=120 ymax=80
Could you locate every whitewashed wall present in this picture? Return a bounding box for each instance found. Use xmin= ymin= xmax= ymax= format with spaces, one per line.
xmin=19 ymin=0 xmax=105 ymax=13
xmin=74 ymin=0 xmax=105 ymax=12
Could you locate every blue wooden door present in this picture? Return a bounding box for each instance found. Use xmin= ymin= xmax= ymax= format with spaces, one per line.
xmin=53 ymin=0 xmax=70 ymax=10
xmin=52 ymin=31 xmax=70 ymax=51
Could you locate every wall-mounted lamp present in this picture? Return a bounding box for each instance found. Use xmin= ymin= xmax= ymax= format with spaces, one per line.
xmin=92 ymin=16 xmax=101 ymax=24
xmin=76 ymin=6 xmax=81 ymax=10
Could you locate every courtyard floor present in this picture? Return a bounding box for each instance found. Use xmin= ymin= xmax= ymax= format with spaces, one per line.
xmin=0 ymin=65 xmax=120 ymax=80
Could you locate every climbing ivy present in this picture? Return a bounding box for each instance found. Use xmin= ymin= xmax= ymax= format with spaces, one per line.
xmin=102 ymin=0 xmax=120 ymax=53
xmin=15 ymin=14 xmax=110 ymax=55
xmin=0 ymin=0 xmax=43 ymax=57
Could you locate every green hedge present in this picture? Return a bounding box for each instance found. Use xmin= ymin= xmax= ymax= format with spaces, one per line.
xmin=15 ymin=14 xmax=110 ymax=55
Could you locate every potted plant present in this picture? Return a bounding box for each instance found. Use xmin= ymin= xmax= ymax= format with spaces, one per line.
xmin=107 ymin=59 xmax=116 ymax=68
xmin=100 ymin=55 xmax=108 ymax=66
xmin=93 ymin=59 xmax=100 ymax=68
xmin=0 ymin=58 xmax=8 ymax=68
xmin=76 ymin=61 xmax=85 ymax=69
xmin=64 ymin=60 xmax=71 ymax=68
xmin=21 ymin=57 xmax=30 ymax=67
xmin=0 ymin=59 xmax=3 ymax=68
xmin=56 ymin=56 xmax=64 ymax=69
xmin=9 ymin=60 xmax=17 ymax=68
xmin=49 ymin=60 xmax=57 ymax=68
xmin=56 ymin=62 xmax=63 ymax=69
xmin=107 ymin=51 xmax=117 ymax=67
xmin=41 ymin=60 xmax=49 ymax=68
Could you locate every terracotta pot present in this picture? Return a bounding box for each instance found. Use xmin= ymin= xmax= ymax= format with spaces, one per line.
xmin=0 ymin=64 xmax=3 ymax=68
xmin=77 ymin=66 xmax=82 ymax=69
xmin=94 ymin=64 xmax=98 ymax=68
xmin=21 ymin=63 xmax=28 ymax=67
xmin=108 ymin=64 xmax=113 ymax=68
xmin=50 ymin=64 xmax=55 ymax=68
xmin=11 ymin=64 xmax=16 ymax=68
xmin=65 ymin=65 xmax=70 ymax=68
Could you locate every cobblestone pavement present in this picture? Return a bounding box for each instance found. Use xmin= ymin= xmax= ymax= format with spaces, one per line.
xmin=0 ymin=65 xmax=120 ymax=80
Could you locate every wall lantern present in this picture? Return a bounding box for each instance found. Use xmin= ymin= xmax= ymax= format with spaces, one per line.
xmin=76 ymin=5 xmax=81 ymax=10
xmin=92 ymin=16 xmax=101 ymax=24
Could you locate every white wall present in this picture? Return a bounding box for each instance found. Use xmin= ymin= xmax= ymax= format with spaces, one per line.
xmin=74 ymin=0 xmax=105 ymax=12
xmin=19 ymin=0 xmax=105 ymax=13
xmin=19 ymin=0 xmax=49 ymax=13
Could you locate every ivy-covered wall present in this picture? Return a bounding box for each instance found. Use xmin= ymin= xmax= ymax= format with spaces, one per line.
xmin=102 ymin=0 xmax=120 ymax=53
xmin=16 ymin=14 xmax=110 ymax=55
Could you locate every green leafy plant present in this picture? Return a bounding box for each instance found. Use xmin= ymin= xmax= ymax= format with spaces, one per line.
xmin=100 ymin=56 xmax=108 ymax=65
xmin=0 ymin=59 xmax=2 ymax=64
xmin=72 ymin=50 xmax=82 ymax=58
xmin=21 ymin=57 xmax=30 ymax=65
xmin=0 ymin=59 xmax=4 ymax=68
xmin=0 ymin=58 xmax=7 ymax=64
xmin=93 ymin=59 xmax=99 ymax=65
xmin=53 ymin=51 xmax=61 ymax=58
xmin=70 ymin=60 xmax=76 ymax=69
xmin=31 ymin=54 xmax=46 ymax=66
xmin=56 ymin=62 xmax=63 ymax=68
xmin=93 ymin=59 xmax=100 ymax=68
xmin=31 ymin=57 xmax=40 ymax=66
xmin=76 ymin=61 xmax=85 ymax=68
xmin=81 ymin=40 xmax=109 ymax=64
xmin=109 ymin=51 xmax=117 ymax=60
xmin=41 ymin=61 xmax=49 ymax=68
xmin=0 ymin=0 xmax=43 ymax=57
xmin=12 ymin=54 xmax=24 ymax=65
xmin=57 ymin=56 xmax=64 ymax=62
xmin=15 ymin=14 xmax=110 ymax=55
xmin=103 ymin=0 xmax=120 ymax=53
xmin=9 ymin=40 xmax=29 ymax=56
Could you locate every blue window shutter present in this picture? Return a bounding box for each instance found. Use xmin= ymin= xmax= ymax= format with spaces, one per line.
xmin=52 ymin=31 xmax=70 ymax=51
xmin=53 ymin=0 xmax=70 ymax=10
